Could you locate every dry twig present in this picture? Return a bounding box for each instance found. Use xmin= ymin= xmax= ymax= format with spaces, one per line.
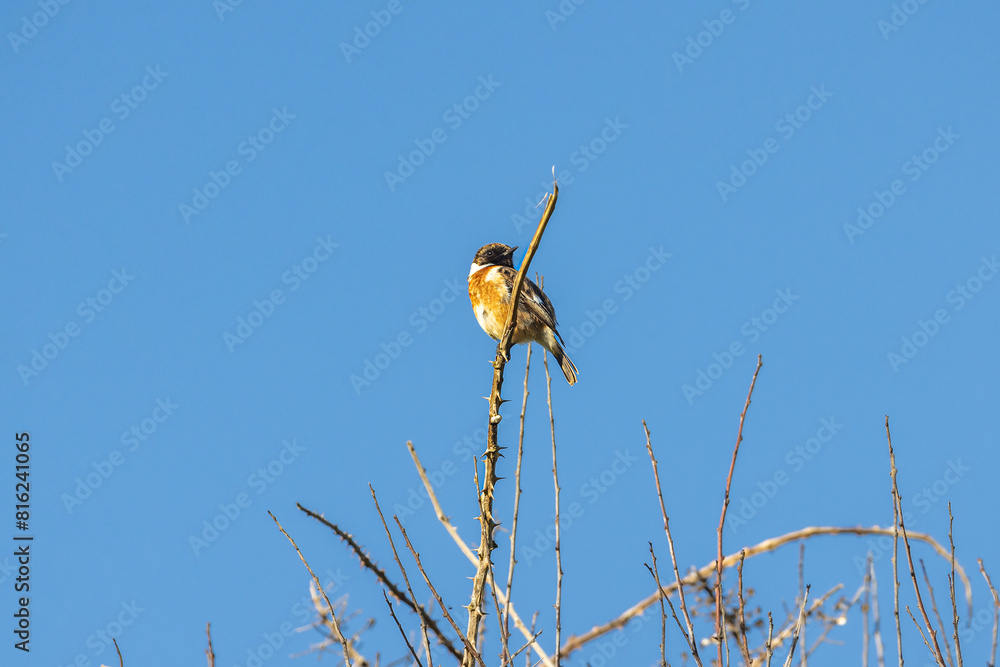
xmin=296 ymin=502 xmax=463 ymax=663
xmin=782 ymin=585 xmax=810 ymax=667
xmin=979 ymin=559 xmax=1000 ymax=667
xmin=383 ymin=591 xmax=424 ymax=667
xmin=886 ymin=419 xmax=947 ymax=667
xmin=559 ymin=524 xmax=972 ymax=660
xmin=716 ymin=355 xmax=764 ymax=666
xmin=206 ymin=622 xmax=215 ymax=667
xmin=644 ymin=420 xmax=703 ymax=666
xmin=369 ymin=486 xmax=433 ymax=667
xmin=405 ymin=443 xmax=554 ymax=667
xmin=541 ymin=329 xmax=564 ymax=666
xmin=269 ymin=511 xmax=354 ymax=667
xmin=504 ymin=345 xmax=532 ymax=658
xmin=392 ymin=516 xmax=487 ymax=667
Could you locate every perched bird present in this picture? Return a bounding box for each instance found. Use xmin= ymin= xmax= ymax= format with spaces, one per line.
xmin=468 ymin=243 xmax=578 ymax=385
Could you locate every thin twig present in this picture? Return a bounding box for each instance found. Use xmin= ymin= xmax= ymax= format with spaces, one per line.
xmin=886 ymin=419 xmax=947 ymax=667
xmin=646 ymin=543 xmax=669 ymax=667
xmin=921 ymin=559 xmax=954 ymax=667
xmin=206 ymin=622 xmax=215 ymax=667
xmin=559 ymin=524 xmax=972 ymax=660
xmin=888 ymin=418 xmax=903 ymax=667
xmin=369 ymin=486 xmax=433 ymax=667
xmin=871 ymin=558 xmax=886 ymax=667
xmin=949 ymin=504 xmax=963 ymax=667
xmin=716 ymin=355 xmax=764 ymax=667
xmin=296 ymin=502 xmax=464 ymax=663
xmin=978 ymin=559 xmax=999 ymax=667
xmin=393 ymin=516 xmax=488 ymax=667
xmin=529 ymin=612 xmax=539 ymax=667
xmin=863 ymin=556 xmax=871 ymax=667
xmin=466 ymin=176 xmax=558 ymax=666
xmin=511 ymin=629 xmax=543 ymax=663
xmin=541 ymin=334 xmax=563 ymax=667
xmin=906 ymin=605 xmax=933 ymax=654
xmin=738 ymin=550 xmax=753 ymax=666
xmin=487 ymin=561 xmax=511 ymax=665
xmin=269 ymin=511 xmax=353 ymax=667
xmin=782 ymin=585 xmax=810 ymax=667
xmin=798 ymin=543 xmax=806 ymax=667
xmin=405 ymin=443 xmax=554 ymax=667
xmin=384 ymin=591 xmax=424 ymax=667
xmin=765 ymin=612 xmax=775 ymax=667
xmin=644 ymin=420 xmax=703 ymax=666
xmin=114 ymin=638 xmax=123 ymax=667
xmin=504 ymin=344 xmax=532 ymax=657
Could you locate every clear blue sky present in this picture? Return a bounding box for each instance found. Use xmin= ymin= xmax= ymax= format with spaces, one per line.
xmin=2 ymin=1 xmax=998 ymax=665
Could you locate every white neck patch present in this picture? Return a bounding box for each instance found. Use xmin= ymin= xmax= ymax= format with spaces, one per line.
xmin=469 ymin=262 xmax=489 ymax=277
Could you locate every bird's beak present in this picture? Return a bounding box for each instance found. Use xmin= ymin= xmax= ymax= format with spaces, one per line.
xmin=508 ymin=246 xmax=518 ymax=255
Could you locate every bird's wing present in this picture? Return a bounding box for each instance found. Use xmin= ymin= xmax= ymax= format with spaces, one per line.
xmin=497 ymin=266 xmax=559 ymax=331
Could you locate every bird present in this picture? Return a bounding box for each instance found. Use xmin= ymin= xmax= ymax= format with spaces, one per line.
xmin=468 ymin=243 xmax=578 ymax=385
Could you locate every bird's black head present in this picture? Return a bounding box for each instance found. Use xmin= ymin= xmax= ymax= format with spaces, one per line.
xmin=473 ymin=243 xmax=517 ymax=268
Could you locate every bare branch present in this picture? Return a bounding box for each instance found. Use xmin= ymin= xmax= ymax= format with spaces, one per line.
xmin=716 ymin=355 xmax=764 ymax=667
xmin=504 ymin=344 xmax=532 ymax=658
xmin=206 ymin=622 xmax=215 ymax=667
xmin=541 ymin=334 xmax=563 ymax=666
xmin=782 ymin=584 xmax=810 ymax=667
xmin=269 ymin=510 xmax=353 ymax=667
xmin=644 ymin=419 xmax=703 ymax=666
xmin=393 ymin=516 xmax=488 ymax=667
xmin=559 ymin=524 xmax=972 ymax=661
xmin=296 ymin=502 xmax=463 ymax=663
xmin=978 ymin=559 xmax=1000 ymax=667
xmin=886 ymin=419 xmax=947 ymax=667
xmin=405 ymin=442 xmax=553 ymax=666
xmin=383 ymin=591 xmax=424 ymax=667
xmin=370 ymin=486 xmax=432 ymax=667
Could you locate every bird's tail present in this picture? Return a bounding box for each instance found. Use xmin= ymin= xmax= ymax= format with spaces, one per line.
xmin=543 ymin=332 xmax=578 ymax=385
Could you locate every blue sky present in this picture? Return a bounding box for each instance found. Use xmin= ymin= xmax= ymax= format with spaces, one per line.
xmin=2 ymin=1 xmax=998 ymax=665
